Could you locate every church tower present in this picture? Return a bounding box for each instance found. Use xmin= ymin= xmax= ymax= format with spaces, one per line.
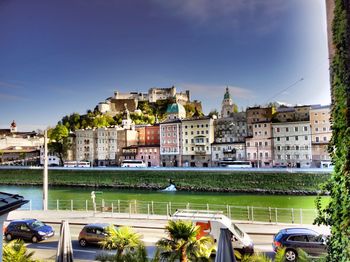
xmin=10 ymin=120 xmax=17 ymax=133
xmin=221 ymin=87 xmax=234 ymax=118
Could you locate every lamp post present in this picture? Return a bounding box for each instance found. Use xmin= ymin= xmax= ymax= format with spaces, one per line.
xmin=43 ymin=130 xmax=48 ymax=211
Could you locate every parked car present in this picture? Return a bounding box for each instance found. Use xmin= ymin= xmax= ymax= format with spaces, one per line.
xmin=4 ymin=219 xmax=54 ymax=243
xmin=273 ymin=228 xmax=327 ymax=261
xmin=78 ymin=223 xmax=112 ymax=247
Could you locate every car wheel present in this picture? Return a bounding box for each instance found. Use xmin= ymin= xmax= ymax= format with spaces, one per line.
xmin=5 ymin=233 xmax=12 ymax=241
xmin=285 ymin=249 xmax=297 ymax=262
xmin=31 ymin=235 xmax=39 ymax=243
xmin=79 ymin=239 xmax=87 ymax=247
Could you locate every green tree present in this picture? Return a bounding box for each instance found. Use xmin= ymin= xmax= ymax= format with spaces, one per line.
xmin=315 ymin=1 xmax=350 ymax=261
xmin=208 ymin=109 xmax=219 ymax=118
xmin=48 ymin=124 xmax=70 ymax=166
xmin=100 ymin=226 xmax=145 ymax=261
xmin=156 ymin=220 xmax=214 ymax=262
xmin=3 ymin=240 xmax=38 ymax=262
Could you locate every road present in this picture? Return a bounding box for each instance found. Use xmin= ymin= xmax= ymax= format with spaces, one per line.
xmin=0 ymin=165 xmax=333 ymax=174
xmin=22 ymin=224 xmax=274 ymax=261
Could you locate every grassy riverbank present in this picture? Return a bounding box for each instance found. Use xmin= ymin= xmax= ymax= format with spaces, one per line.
xmin=0 ymin=168 xmax=330 ymax=194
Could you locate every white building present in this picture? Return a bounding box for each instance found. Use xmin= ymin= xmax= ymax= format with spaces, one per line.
xmin=272 ymin=121 xmax=312 ymax=168
xmin=211 ymin=142 xmax=246 ymax=166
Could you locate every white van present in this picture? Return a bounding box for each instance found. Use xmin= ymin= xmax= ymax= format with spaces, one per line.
xmin=171 ymin=209 xmax=254 ymax=255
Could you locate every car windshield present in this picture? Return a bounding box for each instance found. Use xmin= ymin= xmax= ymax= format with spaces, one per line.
xmin=231 ymin=223 xmax=244 ymax=238
xmin=29 ymin=220 xmax=45 ymax=229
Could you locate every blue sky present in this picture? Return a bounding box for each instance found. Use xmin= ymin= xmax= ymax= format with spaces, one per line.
xmin=0 ymin=0 xmax=330 ymax=131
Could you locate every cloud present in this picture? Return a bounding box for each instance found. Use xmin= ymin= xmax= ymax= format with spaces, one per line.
xmin=0 ymin=81 xmax=21 ymax=89
xmin=0 ymin=93 xmax=26 ymax=101
xmin=152 ymin=0 xmax=287 ymax=34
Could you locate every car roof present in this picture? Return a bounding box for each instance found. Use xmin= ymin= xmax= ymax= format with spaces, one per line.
xmin=84 ymin=223 xmax=110 ymax=228
xmin=280 ymin=228 xmax=319 ymax=235
xmin=10 ymin=219 xmax=37 ymax=224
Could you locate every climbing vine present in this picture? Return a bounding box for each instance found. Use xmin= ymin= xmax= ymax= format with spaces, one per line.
xmin=315 ymin=0 xmax=350 ymax=261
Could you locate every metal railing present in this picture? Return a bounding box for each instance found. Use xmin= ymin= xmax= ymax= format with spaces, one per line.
xmin=19 ymin=199 xmax=318 ymax=224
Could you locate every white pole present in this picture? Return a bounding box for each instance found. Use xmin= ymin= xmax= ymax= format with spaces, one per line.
xmin=43 ymin=130 xmax=48 ymax=211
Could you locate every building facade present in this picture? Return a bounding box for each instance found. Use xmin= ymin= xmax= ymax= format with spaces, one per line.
xmin=211 ymin=142 xmax=246 ymax=166
xmin=136 ymin=145 xmax=160 ymax=167
xmin=245 ymin=122 xmax=273 ymax=167
xmin=159 ymin=120 xmax=182 ymax=167
xmin=310 ymin=105 xmax=332 ymax=167
xmin=246 ymin=106 xmax=274 ymax=136
xmin=181 ymin=117 xmax=214 ymax=167
xmin=214 ymin=113 xmax=247 ymax=143
xmin=272 ymin=121 xmax=312 ymax=167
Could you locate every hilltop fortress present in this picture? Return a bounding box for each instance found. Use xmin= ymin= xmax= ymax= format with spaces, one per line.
xmin=98 ymin=86 xmax=192 ymax=114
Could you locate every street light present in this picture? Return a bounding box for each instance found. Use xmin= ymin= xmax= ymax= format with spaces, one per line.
xmin=43 ymin=130 xmax=48 ymax=211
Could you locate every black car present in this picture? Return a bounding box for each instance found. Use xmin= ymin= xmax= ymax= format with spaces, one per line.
xmin=4 ymin=219 xmax=54 ymax=243
xmin=273 ymin=228 xmax=327 ymax=261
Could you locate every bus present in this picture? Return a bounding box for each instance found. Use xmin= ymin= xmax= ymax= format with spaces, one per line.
xmin=219 ymin=160 xmax=252 ymax=168
xmin=64 ymin=161 xmax=91 ymax=168
xmin=121 ymin=160 xmax=146 ymax=168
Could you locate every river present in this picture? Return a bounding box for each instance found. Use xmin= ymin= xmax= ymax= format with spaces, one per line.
xmin=0 ymin=185 xmax=328 ymax=211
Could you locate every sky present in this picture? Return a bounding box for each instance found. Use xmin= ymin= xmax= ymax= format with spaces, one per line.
xmin=0 ymin=0 xmax=330 ymax=131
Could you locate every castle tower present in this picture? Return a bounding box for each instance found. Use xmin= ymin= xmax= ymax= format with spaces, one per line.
xmin=10 ymin=120 xmax=17 ymax=133
xmin=121 ymin=103 xmax=133 ymax=129
xmin=221 ymin=87 xmax=234 ymax=118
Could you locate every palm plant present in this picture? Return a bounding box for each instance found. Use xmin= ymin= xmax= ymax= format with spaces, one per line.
xmin=99 ymin=225 xmax=145 ymax=261
xmin=241 ymin=247 xmax=311 ymax=262
xmin=3 ymin=240 xmax=38 ymax=262
xmin=156 ymin=220 xmax=214 ymax=262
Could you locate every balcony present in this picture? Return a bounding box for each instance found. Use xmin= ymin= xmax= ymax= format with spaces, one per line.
xmin=223 ymin=148 xmax=236 ymax=154
xmin=194 ymin=150 xmax=207 ymax=155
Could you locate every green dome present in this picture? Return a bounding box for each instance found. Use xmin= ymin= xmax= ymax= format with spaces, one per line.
xmin=224 ymin=87 xmax=231 ymax=100
xmin=166 ymin=102 xmax=186 ymax=114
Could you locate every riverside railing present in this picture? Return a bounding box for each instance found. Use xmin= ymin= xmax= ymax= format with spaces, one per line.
xmin=20 ymin=199 xmax=318 ymax=224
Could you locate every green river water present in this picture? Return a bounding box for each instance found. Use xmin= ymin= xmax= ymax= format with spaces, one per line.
xmin=0 ymin=185 xmax=328 ymax=210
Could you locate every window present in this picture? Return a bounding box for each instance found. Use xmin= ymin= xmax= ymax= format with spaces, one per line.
xmin=286 ymin=127 xmax=289 ymax=132
xmin=276 ymin=127 xmax=280 ymax=132
xmin=286 ymin=137 xmax=289 ymax=141
xmin=305 ymin=136 xmax=308 ymax=140
xmin=277 ymin=146 xmax=281 ymax=151
xmin=316 ymin=137 xmax=319 ymax=142
xmin=265 ymin=142 xmax=268 ymax=146
xmin=286 ymin=154 xmax=291 ymax=160
xmin=277 ymin=137 xmax=280 ymax=142
xmin=304 ymin=126 xmax=308 ymax=131
xmin=296 ymin=146 xmax=299 ymax=150
xmin=295 ymin=136 xmax=298 ymax=141
xmin=323 ymin=137 xmax=327 ymax=142
xmin=295 ymin=127 xmax=299 ymax=132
